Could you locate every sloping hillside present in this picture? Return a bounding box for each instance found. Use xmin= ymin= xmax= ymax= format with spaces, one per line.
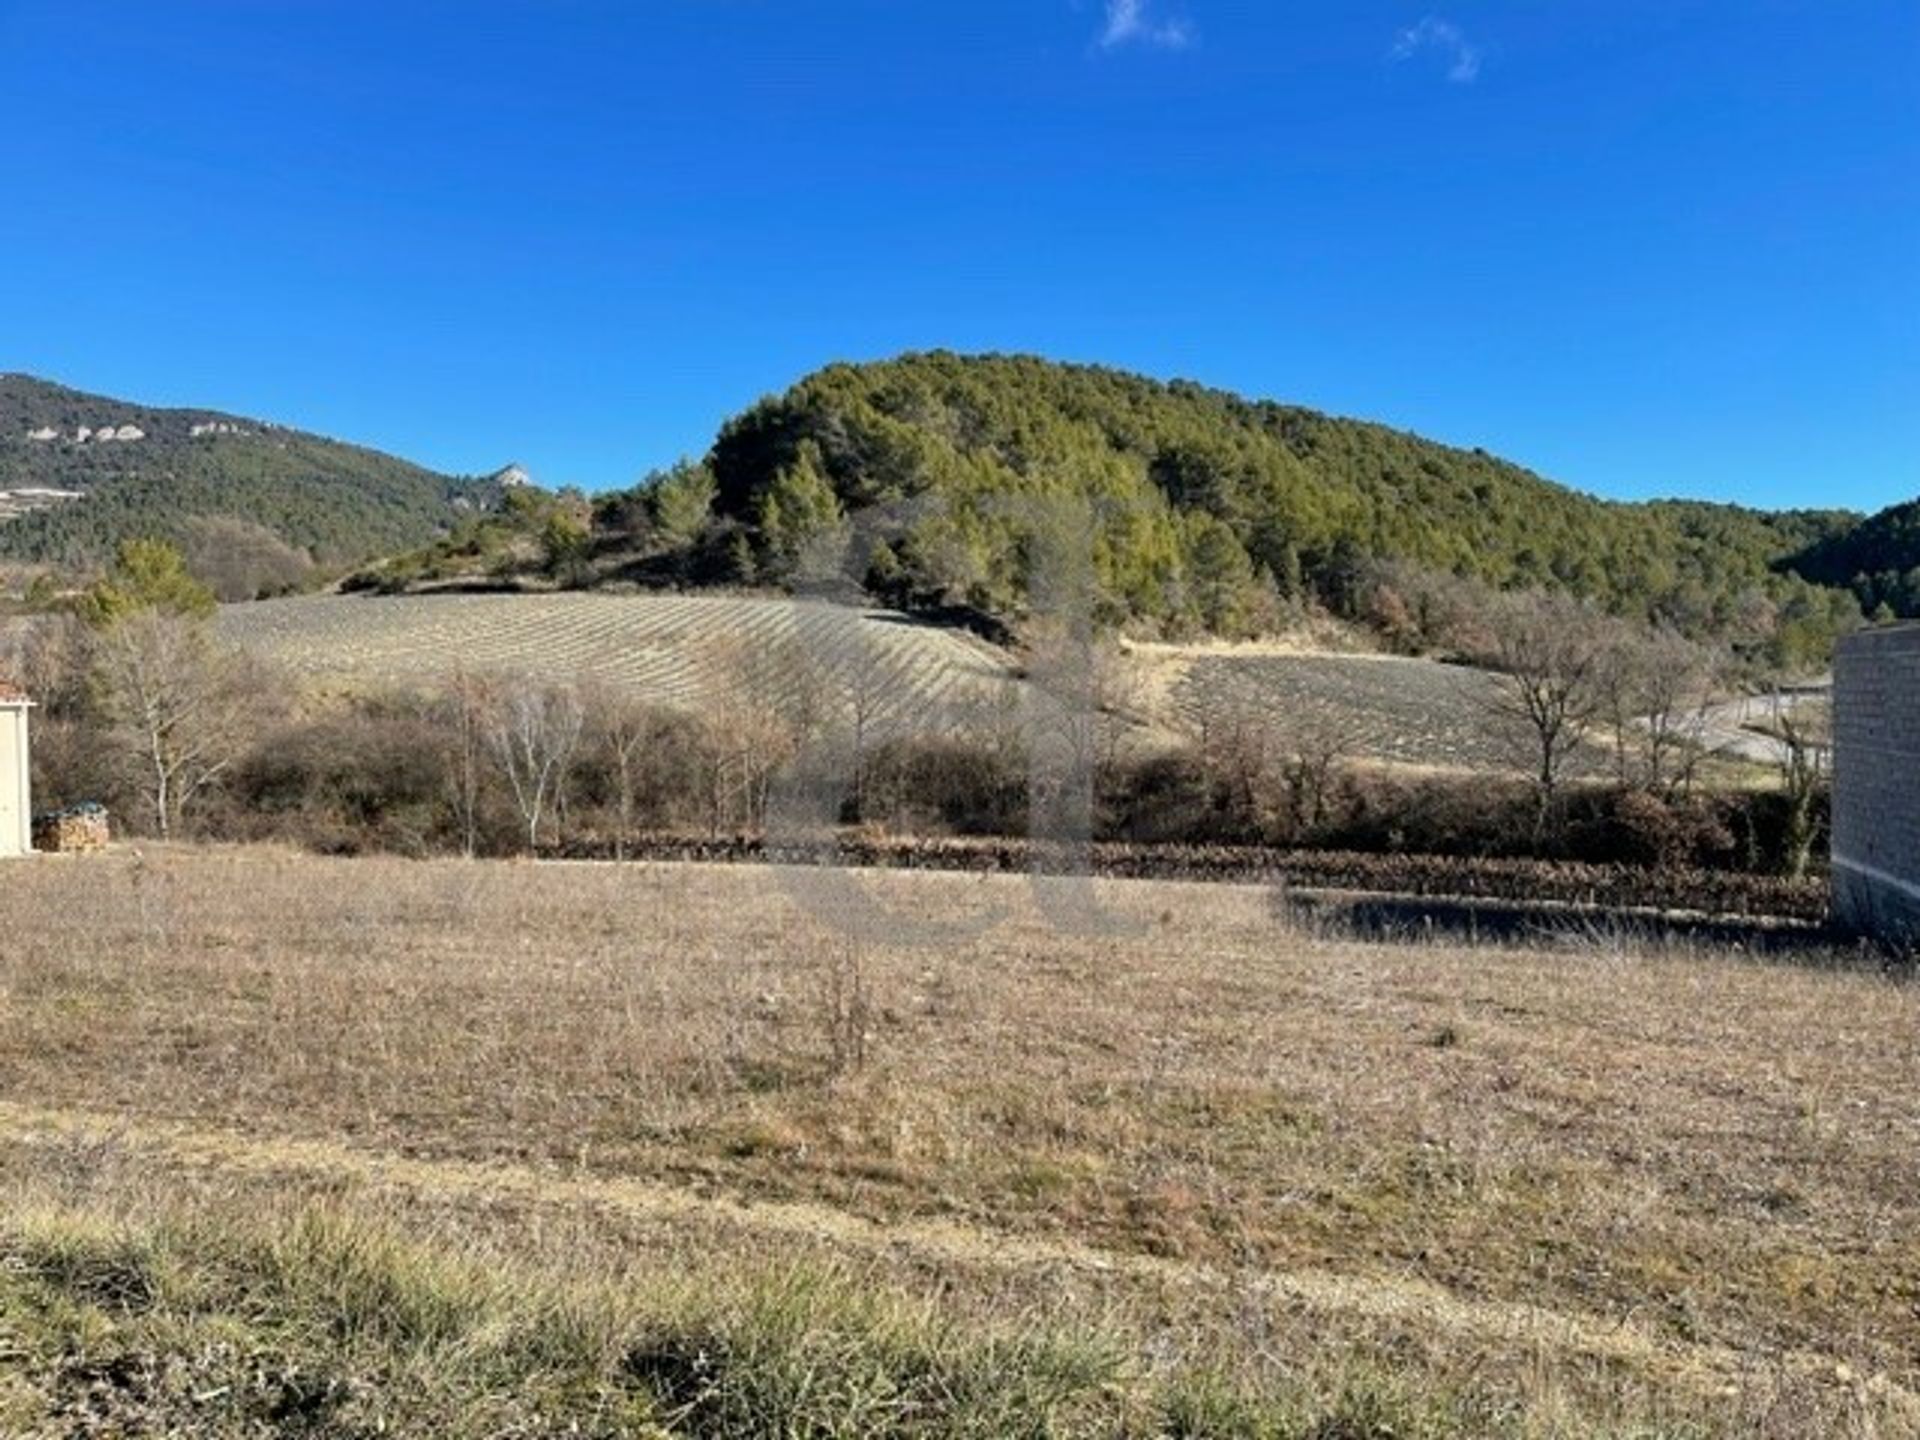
xmin=665 ymin=353 xmax=1871 ymax=636
xmin=1782 ymin=495 xmax=1920 ymax=616
xmin=0 ymin=374 xmax=500 ymax=567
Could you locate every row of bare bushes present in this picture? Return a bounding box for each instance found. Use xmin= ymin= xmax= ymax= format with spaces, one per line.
xmin=542 ymin=832 xmax=1829 ymax=922
xmin=198 ymin=705 xmax=1824 ymax=882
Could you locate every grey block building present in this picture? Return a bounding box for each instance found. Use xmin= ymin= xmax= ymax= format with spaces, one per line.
xmin=1832 ymin=623 xmax=1920 ymax=949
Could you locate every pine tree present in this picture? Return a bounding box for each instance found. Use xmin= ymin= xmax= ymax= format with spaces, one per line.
xmin=81 ymin=538 xmax=218 ymax=626
xmin=757 ymin=440 xmax=843 ymax=574
xmin=1186 ymin=516 xmax=1257 ymax=635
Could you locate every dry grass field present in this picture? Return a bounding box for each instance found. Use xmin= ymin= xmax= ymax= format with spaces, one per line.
xmin=0 ymin=849 xmax=1915 ymax=1435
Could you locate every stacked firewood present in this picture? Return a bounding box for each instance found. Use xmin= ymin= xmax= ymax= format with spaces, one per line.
xmin=31 ymin=803 xmax=110 ymax=854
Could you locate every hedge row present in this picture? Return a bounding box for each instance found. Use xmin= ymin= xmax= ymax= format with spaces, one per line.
xmin=547 ymin=832 xmax=1830 ymax=923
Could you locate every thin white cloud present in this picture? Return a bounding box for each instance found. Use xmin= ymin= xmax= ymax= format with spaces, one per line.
xmin=1391 ymin=15 xmax=1481 ymax=83
xmin=1099 ymin=0 xmax=1193 ymax=51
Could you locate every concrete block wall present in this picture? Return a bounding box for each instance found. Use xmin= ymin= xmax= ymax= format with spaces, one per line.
xmin=1832 ymin=624 xmax=1920 ymax=949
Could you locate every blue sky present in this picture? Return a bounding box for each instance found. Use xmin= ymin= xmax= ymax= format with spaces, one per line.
xmin=1 ymin=1 xmax=1914 ymax=511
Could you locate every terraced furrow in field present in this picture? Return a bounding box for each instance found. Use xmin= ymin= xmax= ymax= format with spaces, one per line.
xmin=220 ymin=594 xmax=1610 ymax=773
xmin=217 ymin=591 xmax=1022 ymax=734
xmin=1171 ymin=651 xmax=1609 ymax=776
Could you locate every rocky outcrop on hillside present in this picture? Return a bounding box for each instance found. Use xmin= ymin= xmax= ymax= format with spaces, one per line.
xmin=27 ymin=424 xmax=145 ymax=443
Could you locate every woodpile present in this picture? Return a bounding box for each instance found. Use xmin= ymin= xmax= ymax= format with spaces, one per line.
xmin=32 ymin=803 xmax=110 ymax=854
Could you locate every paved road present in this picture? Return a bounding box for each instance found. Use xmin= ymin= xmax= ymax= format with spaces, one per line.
xmin=1687 ymin=685 xmax=1830 ymax=767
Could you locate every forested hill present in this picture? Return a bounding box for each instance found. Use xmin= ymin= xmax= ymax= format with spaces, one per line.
xmin=676 ymin=352 xmax=1876 ymax=639
xmin=0 ymin=374 xmax=500 ymax=568
xmin=1781 ymin=496 xmax=1920 ymax=618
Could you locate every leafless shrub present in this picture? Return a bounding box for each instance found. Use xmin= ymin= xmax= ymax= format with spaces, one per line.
xmin=1197 ymin=710 xmax=1284 ymax=838
xmin=819 ymin=945 xmax=873 ymax=1076
xmin=856 ymin=731 xmax=1028 ymax=836
xmin=179 ymin=515 xmax=316 ymax=602
xmin=215 ymin=698 xmax=459 ymax=855
xmin=1357 ymin=557 xmax=1501 ymax=656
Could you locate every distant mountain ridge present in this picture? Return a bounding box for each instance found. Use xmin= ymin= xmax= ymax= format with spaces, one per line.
xmin=6 ymin=360 xmax=1915 ymax=638
xmin=0 ymin=374 xmax=502 ymax=568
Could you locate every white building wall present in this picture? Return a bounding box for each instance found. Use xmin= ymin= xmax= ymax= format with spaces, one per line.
xmin=0 ymin=705 xmax=30 ymax=858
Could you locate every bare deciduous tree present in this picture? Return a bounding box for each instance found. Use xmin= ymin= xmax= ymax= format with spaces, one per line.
xmin=0 ymin=612 xmax=91 ymax=716
xmin=1774 ymin=697 xmax=1831 ymax=879
xmin=1480 ymin=591 xmax=1610 ymax=834
xmin=1199 ymin=701 xmax=1349 ymax=843
xmin=1600 ymin=625 xmax=1721 ymax=798
xmin=806 ymin=625 xmax=894 ymax=823
xmin=1024 ymin=621 xmax=1141 ymax=796
xmin=91 ymin=611 xmax=270 ymax=838
xmin=1282 ymin=714 xmax=1350 ymax=837
xmin=488 ymin=677 xmax=584 ymax=852
xmin=697 ymin=634 xmax=825 ymax=835
xmin=439 ymin=671 xmax=492 ymax=858
xmin=1198 ymin=708 xmax=1282 ymax=838
xmin=582 ymin=682 xmax=663 ymax=860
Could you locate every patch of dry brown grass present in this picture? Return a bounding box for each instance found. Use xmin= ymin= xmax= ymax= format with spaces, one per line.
xmin=0 ymin=846 xmax=1915 ymax=1434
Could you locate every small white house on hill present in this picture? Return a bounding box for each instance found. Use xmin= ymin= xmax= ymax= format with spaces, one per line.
xmin=0 ymin=681 xmax=31 ymax=858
